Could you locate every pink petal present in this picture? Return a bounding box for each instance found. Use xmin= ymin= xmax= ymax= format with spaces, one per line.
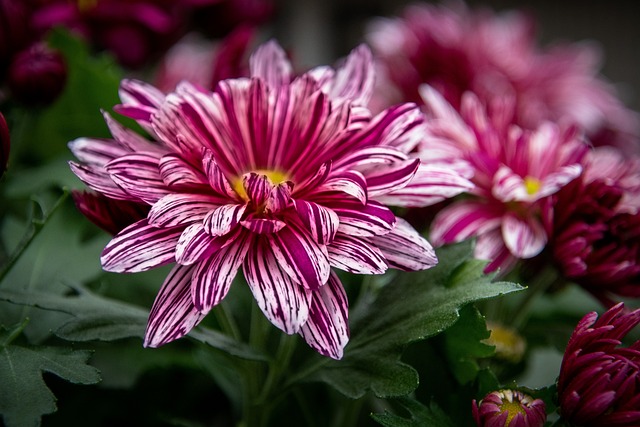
xmin=192 ymin=229 xmax=251 ymax=312
xmin=101 ymin=219 xmax=181 ymax=273
xmin=331 ymin=200 xmax=396 ymax=237
xmin=159 ymin=153 xmax=208 ymax=189
xmin=175 ymin=223 xmax=218 ymax=265
xmin=265 ymin=181 xmax=293 ymax=213
xmin=68 ymin=137 xmax=128 ymax=166
xmin=106 ymin=153 xmax=169 ymax=204
xmin=243 ymin=172 xmax=271 ymax=206
xmin=115 ymin=79 xmax=165 ymax=126
xmin=267 ymin=222 xmax=331 ymax=290
xmin=244 ymin=238 xmax=313 ymax=334
xmin=299 ymin=271 xmax=350 ymax=359
xmin=69 ymin=161 xmax=131 ymax=201
xmin=502 ymin=212 xmax=547 ymax=258
xmin=203 ymin=204 xmax=247 ymax=236
xmin=323 ymin=44 xmax=374 ymax=106
xmin=538 ymin=164 xmax=582 ymax=198
xmin=240 ymin=215 xmax=287 ymax=234
xmin=492 ymin=165 xmax=530 ymax=202
xmin=475 ymin=229 xmax=518 ymax=273
xmin=148 ymin=193 xmax=221 ymax=228
xmin=328 ymin=234 xmax=388 ymax=274
xmin=430 ymin=200 xmax=503 ymax=246
xmin=317 ymin=170 xmax=368 ymax=204
xmin=333 ymin=146 xmax=409 ymax=170
xmin=365 ymin=158 xmax=420 ymax=197
xmin=293 ymin=200 xmax=339 ymax=245
xmin=144 ymin=265 xmax=206 ymax=347
xmin=249 ymin=40 xmax=293 ymax=88
xmin=102 ymin=111 xmax=165 ymax=154
xmin=202 ymin=149 xmax=238 ymax=199
xmin=371 ymin=218 xmax=437 ymax=271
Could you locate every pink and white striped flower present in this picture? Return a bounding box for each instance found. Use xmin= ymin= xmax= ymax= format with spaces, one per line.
xmin=421 ymin=86 xmax=588 ymax=272
xmin=68 ymin=41 xmax=454 ymax=359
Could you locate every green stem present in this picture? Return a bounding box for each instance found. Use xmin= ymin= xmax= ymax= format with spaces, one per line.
xmin=511 ymin=264 xmax=559 ymax=328
xmin=213 ymin=300 xmax=242 ymax=341
xmin=0 ymin=318 xmax=29 ymax=347
xmin=257 ymin=333 xmax=297 ymax=404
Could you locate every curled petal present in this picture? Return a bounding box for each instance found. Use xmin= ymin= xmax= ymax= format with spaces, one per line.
xmin=115 ymin=79 xmax=165 ymax=126
xmin=502 ymin=213 xmax=547 ymax=259
xmin=318 ymin=171 xmax=367 ymax=204
xmin=202 ymin=149 xmax=238 ymax=199
xmin=430 ymin=200 xmax=503 ymax=246
xmin=159 ymin=153 xmax=208 ymax=188
xmin=370 ymin=217 xmax=437 ymax=271
xmin=293 ymin=200 xmax=339 ymax=245
xmin=102 ymin=111 xmax=165 ymax=154
xmin=328 ymin=234 xmax=388 ymax=274
xmin=299 ymin=271 xmax=350 ymax=359
xmin=144 ymin=265 xmax=206 ymax=347
xmin=149 ymin=193 xmax=222 ymax=228
xmin=332 ymin=200 xmax=396 ymax=237
xmin=266 ymin=181 xmax=293 ymax=213
xmin=203 ymin=204 xmax=247 ymax=236
xmin=365 ymin=158 xmax=420 ymax=197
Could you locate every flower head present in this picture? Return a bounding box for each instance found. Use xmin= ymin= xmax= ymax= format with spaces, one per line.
xmin=557 ymin=303 xmax=640 ymax=426
xmin=68 ymin=41 xmax=457 ymax=359
xmin=472 ymin=389 xmax=546 ymax=427
xmin=422 ymin=86 xmax=587 ymax=272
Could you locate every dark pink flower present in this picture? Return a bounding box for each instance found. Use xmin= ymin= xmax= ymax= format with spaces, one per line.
xmin=0 ymin=112 xmax=9 ymax=177
xmin=551 ymin=147 xmax=640 ymax=303
xmin=367 ymin=2 xmax=639 ymax=151
xmin=557 ymin=303 xmax=640 ymax=426
xmin=472 ymin=389 xmax=546 ymax=427
xmin=7 ymin=42 xmax=66 ymax=106
xmin=422 ymin=87 xmax=587 ymax=272
xmin=67 ymin=41 xmax=467 ymax=359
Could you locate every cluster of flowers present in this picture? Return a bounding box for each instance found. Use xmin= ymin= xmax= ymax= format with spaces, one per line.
xmin=2 ymin=0 xmax=638 ymax=426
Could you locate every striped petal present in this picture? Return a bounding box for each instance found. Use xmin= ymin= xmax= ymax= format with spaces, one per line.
xmin=365 ymin=158 xmax=420 ymax=197
xmin=202 ymin=149 xmax=238 ymax=199
xmin=244 ymin=238 xmax=312 ymax=334
xmin=293 ymin=200 xmax=339 ymax=245
xmin=240 ymin=215 xmax=287 ymax=234
xmin=375 ymin=162 xmax=474 ymax=207
xmin=243 ymin=172 xmax=271 ymax=206
xmin=192 ymin=229 xmax=251 ymax=312
xmin=106 ymin=153 xmax=169 ymax=204
xmin=430 ymin=200 xmax=503 ymax=246
xmin=370 ymin=218 xmax=437 ymax=271
xmin=148 ymin=193 xmax=221 ymax=228
xmin=159 ymin=153 xmax=208 ymax=189
xmin=332 ymin=200 xmax=396 ymax=237
xmin=328 ymin=234 xmax=388 ymax=274
xmin=265 ymin=181 xmax=293 ymax=213
xmin=144 ymin=265 xmax=206 ymax=347
xmin=267 ymin=222 xmax=331 ymax=290
xmin=317 ymin=171 xmax=367 ymax=204
xmin=249 ymin=40 xmax=292 ymax=88
xmin=323 ymin=44 xmax=374 ymax=106
xmin=203 ymin=204 xmax=247 ymax=236
xmin=115 ymin=79 xmax=165 ymax=126
xmin=69 ymin=161 xmax=131 ymax=201
xmin=333 ymin=146 xmax=408 ymax=170
xmin=502 ymin=212 xmax=547 ymax=259
xmin=101 ymin=219 xmax=181 ymax=273
xmin=68 ymin=137 xmax=128 ymax=165
xmin=102 ymin=111 xmax=165 ymax=154
xmin=299 ymin=271 xmax=349 ymax=359
xmin=175 ymin=223 xmax=221 ymax=265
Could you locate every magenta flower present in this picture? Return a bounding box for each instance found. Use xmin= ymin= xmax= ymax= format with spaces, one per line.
xmin=68 ymin=41 xmax=450 ymax=359
xmin=422 ymin=86 xmax=587 ymax=272
xmin=557 ymin=303 xmax=640 ymax=426
xmin=551 ymin=147 xmax=640 ymax=303
xmin=472 ymin=389 xmax=546 ymax=427
xmin=0 ymin=112 xmax=9 ymax=177
xmin=366 ymin=1 xmax=638 ymax=151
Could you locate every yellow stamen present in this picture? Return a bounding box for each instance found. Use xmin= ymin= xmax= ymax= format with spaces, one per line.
xmin=500 ymin=398 xmax=526 ymax=424
xmin=231 ymin=169 xmax=290 ymax=201
xmin=523 ymin=176 xmax=542 ymax=196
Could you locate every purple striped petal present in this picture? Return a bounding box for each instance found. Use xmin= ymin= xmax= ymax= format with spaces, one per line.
xmin=101 ymin=219 xmax=181 ymax=272
xmin=299 ymin=271 xmax=349 ymax=359
xmin=293 ymin=200 xmax=339 ymax=245
xmin=267 ymin=222 xmax=331 ymax=290
xmin=159 ymin=153 xmax=208 ymax=188
xmin=365 ymin=158 xmax=420 ymax=197
xmin=333 ymin=146 xmax=408 ymax=170
xmin=324 ymin=44 xmax=374 ymax=106
xmin=328 ymin=234 xmax=388 ymax=274
xmin=243 ymin=172 xmax=271 ymax=206
xmin=69 ymin=161 xmax=131 ymax=201
xmin=429 ymin=200 xmax=503 ymax=246
xmin=68 ymin=137 xmax=128 ymax=165
xmin=175 ymin=223 xmax=224 ymax=265
xmin=265 ymin=181 xmax=293 ymax=213
xmin=332 ymin=200 xmax=396 ymax=237
xmin=192 ymin=229 xmax=251 ymax=312
xmin=375 ymin=162 xmax=475 ymax=207
xmin=244 ymin=238 xmax=312 ymax=334
xmin=148 ymin=193 xmax=221 ymax=227
xmin=502 ymin=212 xmax=547 ymax=259
xmin=106 ymin=153 xmax=169 ymax=204
xmin=295 ymin=161 xmax=332 ymax=195
xmin=115 ymin=79 xmax=165 ymax=126
xmin=240 ymin=215 xmax=287 ymax=234
xmin=144 ymin=265 xmax=206 ymax=347
xmin=203 ymin=204 xmax=247 ymax=236
xmin=102 ymin=111 xmax=165 ymax=154
xmin=202 ymin=149 xmax=238 ymax=199
xmin=249 ymin=40 xmax=292 ymax=88
xmin=370 ymin=218 xmax=437 ymax=271
xmin=318 ymin=171 xmax=368 ymax=204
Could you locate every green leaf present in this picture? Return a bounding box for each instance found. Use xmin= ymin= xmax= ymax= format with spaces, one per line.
xmin=307 ymin=241 xmax=523 ymax=399
xmin=0 ymin=324 xmax=100 ymax=427
xmin=439 ymin=305 xmax=495 ymax=385
xmin=371 ymin=397 xmax=456 ymax=427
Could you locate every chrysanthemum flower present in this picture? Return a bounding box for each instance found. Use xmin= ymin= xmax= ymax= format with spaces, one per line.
xmin=67 ymin=41 xmax=468 ymax=359
xmin=472 ymin=389 xmax=546 ymax=427
xmin=551 ymin=147 xmax=640 ymax=303
xmin=421 ymin=86 xmax=587 ymax=272
xmin=557 ymin=303 xmax=640 ymax=426
xmin=366 ymin=1 xmax=638 ymax=151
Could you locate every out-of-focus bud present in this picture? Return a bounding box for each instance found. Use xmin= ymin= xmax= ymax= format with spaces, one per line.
xmin=472 ymin=390 xmax=546 ymax=427
xmin=0 ymin=112 xmax=9 ymax=177
xmin=8 ymin=42 xmax=67 ymax=106
xmin=0 ymin=0 xmax=31 ymax=71
xmin=72 ymin=190 xmax=150 ymax=235
xmin=484 ymin=322 xmax=526 ymax=363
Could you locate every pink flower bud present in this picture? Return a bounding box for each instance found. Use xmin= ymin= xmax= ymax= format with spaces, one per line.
xmin=472 ymin=390 xmax=546 ymax=427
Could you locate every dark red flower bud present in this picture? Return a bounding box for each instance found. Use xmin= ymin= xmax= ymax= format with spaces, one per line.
xmin=72 ymin=190 xmax=150 ymax=235
xmin=8 ymin=42 xmax=67 ymax=106
xmin=472 ymin=389 xmax=546 ymax=427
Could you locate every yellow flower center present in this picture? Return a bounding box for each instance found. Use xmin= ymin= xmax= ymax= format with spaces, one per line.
xmin=484 ymin=322 xmax=526 ymax=363
xmin=77 ymin=0 xmax=98 ymax=11
xmin=500 ymin=399 xmax=526 ymax=425
xmin=232 ymin=169 xmax=290 ymax=201
xmin=524 ymin=176 xmax=542 ymax=196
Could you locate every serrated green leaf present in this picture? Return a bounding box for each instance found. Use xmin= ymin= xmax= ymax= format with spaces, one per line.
xmin=371 ymin=397 xmax=456 ymax=427
xmin=307 ymin=241 xmax=523 ymax=399
xmin=440 ymin=305 xmax=495 ymax=385
xmin=0 ymin=323 xmax=100 ymax=427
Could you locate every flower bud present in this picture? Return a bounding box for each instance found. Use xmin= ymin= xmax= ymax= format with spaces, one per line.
xmin=472 ymin=390 xmax=546 ymax=427
xmin=8 ymin=42 xmax=67 ymax=106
